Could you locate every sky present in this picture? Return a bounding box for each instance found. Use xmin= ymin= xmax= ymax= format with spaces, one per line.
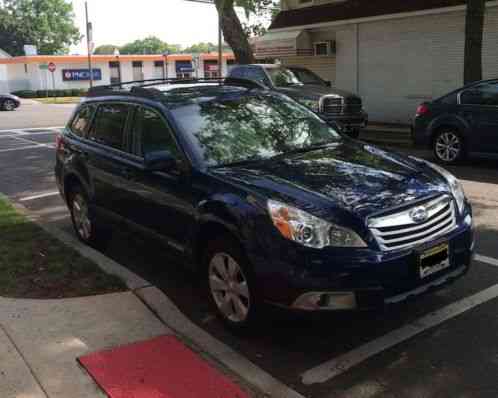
xmin=70 ymin=0 xmax=253 ymax=54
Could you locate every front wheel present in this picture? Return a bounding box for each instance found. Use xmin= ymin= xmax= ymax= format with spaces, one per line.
xmin=205 ymin=236 xmax=260 ymax=332
xmin=2 ymin=100 xmax=16 ymax=111
xmin=433 ymin=129 xmax=465 ymax=164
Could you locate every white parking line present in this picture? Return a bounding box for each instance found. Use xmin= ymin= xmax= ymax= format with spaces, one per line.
xmin=475 ymin=254 xmax=498 ymax=267
xmin=19 ymin=191 xmax=60 ymax=202
xmin=9 ymin=135 xmax=53 ymax=148
xmin=0 ymin=145 xmax=46 ymax=153
xmin=0 ymin=126 xmax=63 ymax=133
xmin=301 ymin=255 xmax=498 ymax=385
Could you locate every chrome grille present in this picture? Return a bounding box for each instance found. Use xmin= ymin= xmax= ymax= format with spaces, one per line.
xmin=368 ymin=195 xmax=457 ymax=251
xmin=321 ymin=96 xmax=344 ymax=116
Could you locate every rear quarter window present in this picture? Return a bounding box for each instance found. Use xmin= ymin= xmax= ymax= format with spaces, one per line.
xmin=70 ymin=105 xmax=95 ymax=137
xmin=88 ymin=103 xmax=130 ymax=151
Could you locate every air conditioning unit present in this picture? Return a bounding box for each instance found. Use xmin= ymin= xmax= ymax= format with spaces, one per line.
xmin=313 ymin=41 xmax=336 ymax=56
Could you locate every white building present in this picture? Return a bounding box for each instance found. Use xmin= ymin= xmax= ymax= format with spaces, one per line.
xmin=0 ymin=48 xmax=11 ymax=93
xmin=256 ymin=0 xmax=498 ymax=123
xmin=0 ymin=53 xmax=236 ymax=94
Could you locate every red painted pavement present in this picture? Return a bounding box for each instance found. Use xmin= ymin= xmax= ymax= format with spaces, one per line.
xmin=78 ymin=335 xmax=249 ymax=398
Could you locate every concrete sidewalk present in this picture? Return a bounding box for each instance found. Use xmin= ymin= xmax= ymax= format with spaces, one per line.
xmin=0 ymin=292 xmax=170 ymax=398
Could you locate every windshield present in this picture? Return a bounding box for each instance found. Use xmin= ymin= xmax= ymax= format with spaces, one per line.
xmin=171 ymin=93 xmax=341 ymax=167
xmin=267 ymin=67 xmax=325 ymax=87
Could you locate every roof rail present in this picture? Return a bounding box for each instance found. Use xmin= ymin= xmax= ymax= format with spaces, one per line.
xmin=86 ymin=76 xmax=266 ymax=99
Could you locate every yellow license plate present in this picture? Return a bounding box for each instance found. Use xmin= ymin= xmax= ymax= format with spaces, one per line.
xmin=419 ymin=243 xmax=450 ymax=279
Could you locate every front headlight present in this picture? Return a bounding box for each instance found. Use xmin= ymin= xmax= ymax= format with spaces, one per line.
xmin=298 ymin=98 xmax=320 ymax=113
xmin=409 ymin=157 xmax=466 ymax=215
xmin=267 ymin=200 xmax=367 ymax=249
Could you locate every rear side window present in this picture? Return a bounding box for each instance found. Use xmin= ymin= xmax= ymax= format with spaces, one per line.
xmin=136 ymin=108 xmax=182 ymax=158
xmin=89 ymin=104 xmax=130 ymax=150
xmin=229 ymin=67 xmax=246 ymax=79
xmin=70 ymin=105 xmax=95 ymax=137
xmin=460 ymin=82 xmax=498 ymax=106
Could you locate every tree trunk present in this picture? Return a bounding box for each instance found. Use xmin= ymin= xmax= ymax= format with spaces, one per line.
xmin=215 ymin=0 xmax=255 ymax=64
xmin=464 ymin=0 xmax=486 ymax=84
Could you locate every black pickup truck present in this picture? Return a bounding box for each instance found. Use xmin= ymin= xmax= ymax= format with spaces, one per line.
xmin=227 ymin=64 xmax=368 ymax=138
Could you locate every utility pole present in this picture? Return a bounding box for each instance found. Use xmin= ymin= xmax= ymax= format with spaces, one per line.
xmin=85 ymin=1 xmax=94 ymax=88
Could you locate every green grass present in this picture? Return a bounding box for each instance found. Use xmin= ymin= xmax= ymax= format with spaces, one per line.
xmin=0 ymin=196 xmax=126 ymax=299
xmin=35 ymin=97 xmax=81 ymax=105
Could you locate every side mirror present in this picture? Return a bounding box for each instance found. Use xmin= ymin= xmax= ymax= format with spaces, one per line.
xmin=144 ymin=150 xmax=177 ymax=172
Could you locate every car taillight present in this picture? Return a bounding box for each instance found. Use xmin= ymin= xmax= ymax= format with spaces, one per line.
xmin=415 ymin=103 xmax=430 ymax=117
xmin=55 ymin=134 xmax=65 ymax=152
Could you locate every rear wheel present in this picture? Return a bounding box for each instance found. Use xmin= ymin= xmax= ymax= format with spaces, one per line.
xmin=204 ymin=236 xmax=260 ymax=332
xmin=68 ymin=186 xmax=108 ymax=248
xmin=2 ymin=99 xmax=16 ymax=111
xmin=433 ymin=128 xmax=465 ymax=164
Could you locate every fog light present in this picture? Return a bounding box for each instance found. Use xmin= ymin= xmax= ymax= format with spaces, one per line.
xmin=464 ymin=215 xmax=473 ymax=228
xmin=292 ymin=292 xmax=357 ymax=310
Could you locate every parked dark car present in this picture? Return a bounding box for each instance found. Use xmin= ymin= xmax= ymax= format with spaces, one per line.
xmin=0 ymin=94 xmax=20 ymax=111
xmin=56 ymin=79 xmax=474 ymax=331
xmin=412 ymin=79 xmax=498 ymax=164
xmin=227 ymin=64 xmax=368 ymax=138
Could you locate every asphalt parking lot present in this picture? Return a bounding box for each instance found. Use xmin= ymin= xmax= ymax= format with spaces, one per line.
xmin=1 ymin=122 xmax=498 ymax=397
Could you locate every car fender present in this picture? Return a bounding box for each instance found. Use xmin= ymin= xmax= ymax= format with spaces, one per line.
xmin=427 ymin=113 xmax=470 ymax=142
xmin=62 ymin=159 xmax=94 ymax=202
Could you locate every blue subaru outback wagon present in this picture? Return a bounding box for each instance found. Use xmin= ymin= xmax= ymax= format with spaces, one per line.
xmin=55 ymin=78 xmax=474 ymax=330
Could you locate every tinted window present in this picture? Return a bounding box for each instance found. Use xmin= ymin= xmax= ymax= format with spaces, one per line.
xmin=137 ymin=108 xmax=181 ymax=158
xmin=460 ymin=82 xmax=498 ymax=106
xmin=70 ymin=105 xmax=95 ymax=137
xmin=267 ymin=67 xmax=325 ymax=87
xmin=245 ymin=67 xmax=270 ymax=86
xmin=229 ymin=67 xmax=245 ymax=79
xmin=89 ymin=104 xmax=129 ymax=150
xmin=171 ymin=92 xmax=341 ymax=167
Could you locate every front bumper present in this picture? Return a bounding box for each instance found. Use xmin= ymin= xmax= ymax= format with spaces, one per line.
xmin=250 ymin=219 xmax=474 ymax=311
xmin=322 ymin=112 xmax=368 ymax=131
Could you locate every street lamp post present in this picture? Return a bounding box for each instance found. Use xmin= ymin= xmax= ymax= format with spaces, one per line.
xmin=85 ymin=1 xmax=94 ymax=88
xmin=183 ymin=0 xmax=223 ymax=77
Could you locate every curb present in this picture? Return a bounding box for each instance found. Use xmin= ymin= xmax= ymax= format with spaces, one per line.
xmin=9 ymin=196 xmax=305 ymax=398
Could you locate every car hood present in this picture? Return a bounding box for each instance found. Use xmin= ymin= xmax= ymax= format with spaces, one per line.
xmin=277 ymin=84 xmax=359 ymax=101
xmin=212 ymin=142 xmax=449 ymax=219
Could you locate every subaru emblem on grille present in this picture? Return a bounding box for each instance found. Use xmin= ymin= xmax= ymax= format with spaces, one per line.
xmin=409 ymin=206 xmax=429 ymax=223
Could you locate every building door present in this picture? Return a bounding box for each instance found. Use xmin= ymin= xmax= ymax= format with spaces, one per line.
xmin=204 ymin=60 xmax=219 ymax=78
xmin=109 ymin=61 xmax=121 ymax=85
xmin=176 ymin=61 xmax=194 ymax=79
xmin=153 ymin=61 xmax=165 ymax=79
xmin=132 ymin=61 xmax=144 ymax=81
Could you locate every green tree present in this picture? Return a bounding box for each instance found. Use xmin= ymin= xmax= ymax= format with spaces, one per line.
xmin=214 ymin=0 xmax=278 ymax=64
xmin=464 ymin=0 xmax=486 ymax=83
xmin=183 ymin=42 xmax=217 ymax=53
xmin=0 ymin=0 xmax=81 ymax=56
xmin=93 ymin=44 xmax=120 ymax=55
xmin=119 ymin=36 xmax=181 ymax=55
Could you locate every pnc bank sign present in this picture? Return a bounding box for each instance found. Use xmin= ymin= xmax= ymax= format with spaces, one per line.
xmin=62 ymin=69 xmax=102 ymax=81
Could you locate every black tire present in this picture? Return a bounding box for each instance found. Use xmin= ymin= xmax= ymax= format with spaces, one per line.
xmin=68 ymin=185 xmax=108 ymax=248
xmin=432 ymin=128 xmax=466 ymax=165
xmin=2 ymin=99 xmax=16 ymax=111
xmin=203 ymin=235 xmax=260 ymax=333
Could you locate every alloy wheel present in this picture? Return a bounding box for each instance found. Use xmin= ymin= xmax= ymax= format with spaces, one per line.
xmin=72 ymin=193 xmax=92 ymax=241
xmin=208 ymin=252 xmax=251 ymax=323
xmin=4 ymin=100 xmax=15 ymax=111
xmin=435 ymin=131 xmax=461 ymax=163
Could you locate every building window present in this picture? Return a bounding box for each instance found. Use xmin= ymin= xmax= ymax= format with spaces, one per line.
xmin=314 ymin=42 xmax=330 ymax=56
xmin=132 ymin=61 xmax=144 ymax=81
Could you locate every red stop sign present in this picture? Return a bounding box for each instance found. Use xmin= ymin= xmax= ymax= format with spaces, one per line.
xmin=48 ymin=62 xmax=56 ymax=73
